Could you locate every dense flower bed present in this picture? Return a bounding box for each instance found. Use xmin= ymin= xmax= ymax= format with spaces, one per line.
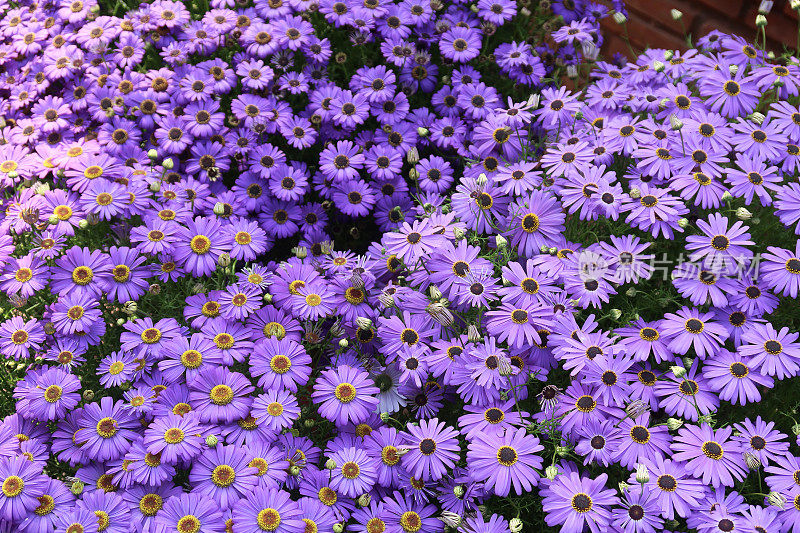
xmin=4 ymin=0 xmax=800 ymax=530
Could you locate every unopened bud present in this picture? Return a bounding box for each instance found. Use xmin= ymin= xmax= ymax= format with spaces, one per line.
xmin=670 ymin=365 xmax=686 ymax=378
xmin=379 ymin=412 xmax=390 ymax=422
xmin=357 ymin=494 xmax=371 ymax=507
xmin=213 ymin=202 xmax=226 ymax=215
xmin=613 ymin=12 xmax=627 ymax=24
xmin=670 ymin=114 xmax=683 ymax=130
xmin=545 ymin=465 xmax=559 ymax=479
xmin=555 ymin=445 xmax=570 ymax=457
xmin=509 ymin=518 xmax=523 ymax=533
xmin=408 ymin=167 xmax=419 ymax=181
xmin=618 ymin=481 xmax=630 ymax=493
xmin=304 ymin=419 xmax=315 ymax=428
xmin=744 ymin=452 xmax=762 ymax=470
xmin=217 ymin=253 xmax=231 ymax=268
xmin=625 ymin=287 xmax=637 ymax=297
xmin=667 ymin=418 xmax=684 ymax=430
xmin=70 ymin=481 xmax=85 ymax=495
xmin=476 ymin=173 xmax=488 ymax=186
xmin=417 ymin=127 xmax=429 ymax=137
xmin=653 ymin=61 xmax=665 ymax=73
xmin=635 ymin=464 xmax=650 ymax=484
xmin=289 ymin=465 xmax=301 ymax=476
xmin=722 ymin=191 xmax=733 ymax=202
xmin=83 ymin=390 xmax=95 ymax=401
xmin=495 ymin=235 xmax=507 ymax=249
xmin=48 ymin=214 xmax=59 ymax=225
xmin=729 ymin=64 xmax=739 ymax=76
xmin=292 ymin=246 xmax=308 ymax=259
xmin=453 ymin=227 xmax=466 ymax=241
xmin=768 ymin=491 xmax=787 ymax=509
xmin=609 ymin=308 xmax=622 ymax=320
xmin=734 ymin=207 xmax=753 ymax=221
xmin=356 ymin=317 xmax=373 ymax=330
xmin=378 ymin=292 xmax=395 ymax=308
xmin=338 ymin=339 xmax=349 ymax=349
xmin=755 ymin=14 xmax=767 ymax=27
xmin=629 ymin=188 xmax=641 ymax=199
xmin=453 ymin=485 xmax=465 ymax=498
xmin=677 ymin=218 xmax=689 ymax=228
xmin=162 ymin=158 xmax=174 ymax=169
xmin=664 ymin=50 xmax=674 ymax=61
xmin=205 ymin=435 xmax=218 ymax=447
xmin=467 ymin=324 xmax=481 ymax=343
xmin=792 ymin=423 xmax=800 ymax=436
xmin=78 ymin=219 xmax=89 ymax=229
xmin=147 ymin=149 xmax=158 ymax=159
xmin=325 ymin=459 xmax=337 ymax=470
xmin=407 ymin=147 xmax=420 ymax=164
xmin=670 ymin=9 xmax=682 ymax=20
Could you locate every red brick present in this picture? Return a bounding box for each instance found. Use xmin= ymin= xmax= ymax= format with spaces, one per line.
xmin=624 ymin=0 xmax=699 ymax=32
xmin=741 ymin=6 xmax=798 ymax=48
xmin=693 ymin=0 xmax=746 ymax=16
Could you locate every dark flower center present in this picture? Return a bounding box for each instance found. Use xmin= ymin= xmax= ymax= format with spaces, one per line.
xmin=657 ymin=475 xmax=676 ymax=491
xmin=419 ymin=438 xmax=436 ymax=455
xmin=590 ymin=436 xmax=605 ymax=449
xmin=628 ymin=505 xmax=644 ymax=521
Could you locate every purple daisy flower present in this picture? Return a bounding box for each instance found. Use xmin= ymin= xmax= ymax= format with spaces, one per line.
xmin=143 ymin=412 xmax=205 ymax=465
xmin=0 ymin=455 xmax=48 ymax=522
xmin=173 ymin=216 xmax=231 ymax=277
xmin=232 ymin=488 xmax=305 ymax=533
xmin=541 ymin=469 xmax=619 ymax=533
xmin=328 ymin=446 xmax=378 ymax=498
xmin=50 ymin=246 xmax=112 ymax=299
xmin=311 ymin=365 xmax=380 ymax=426
xmin=251 ymin=388 xmax=300 ymax=432
xmin=400 ymin=418 xmax=460 ymax=482
xmin=189 ymin=444 xmax=259 ymax=511
xmin=671 ymin=424 xmax=746 ymax=488
xmin=189 ymin=367 xmax=255 ymax=423
xmin=155 ymin=492 xmax=226 ymax=533
xmin=704 ymin=348 xmax=773 ymax=405
xmin=78 ymin=396 xmax=139 ymax=462
xmin=661 ymin=306 xmax=729 ymax=360
xmin=23 ymin=367 xmax=81 ymax=421
xmin=739 ymin=322 xmax=800 ymax=380
xmin=760 ymin=241 xmax=800 ymax=298
xmin=467 ymin=427 xmax=543 ymax=497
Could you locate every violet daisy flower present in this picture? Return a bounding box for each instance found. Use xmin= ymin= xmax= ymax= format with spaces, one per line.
xmin=574 ymin=419 xmax=624 ymax=467
xmin=23 ymin=367 xmax=81 ymax=421
xmin=233 ymin=488 xmax=305 ymax=533
xmin=739 ymin=322 xmax=800 ymax=380
xmin=249 ymin=338 xmax=311 ymax=392
xmin=504 ymin=189 xmax=565 ymax=257
xmin=382 ymin=490 xmax=443 ymax=533
xmin=610 ymin=490 xmax=664 ymax=533
xmin=189 ymin=367 xmax=255 ymax=423
xmin=654 ymin=359 xmax=719 ymax=422
xmin=400 ymin=418 xmax=460 ymax=482
xmin=671 ymin=423 xmax=746 ymax=488
xmin=251 ymin=388 xmax=300 ymax=432
xmin=733 ymin=416 xmax=790 ymax=466
xmin=0 ymin=253 xmax=49 ymax=298
xmin=685 ymin=213 xmax=754 ymax=268
xmin=760 ymin=241 xmax=800 ymax=298
xmin=50 ymin=245 xmax=112 ymax=299
xmin=467 ymin=427 xmax=543 ymax=497
xmin=328 ymin=446 xmax=378 ymax=498
xmin=661 ymin=306 xmax=729 ymax=360
xmin=485 ymin=301 xmax=550 ymax=349
xmin=78 ymin=396 xmax=139 ymax=462
xmin=143 ymin=413 xmax=205 ymax=465
xmin=703 ymin=348 xmax=773 ymax=405
xmin=637 ymin=455 xmax=707 ymax=520
xmin=174 ymin=216 xmax=231 ymax=277
xmin=613 ymin=413 xmax=672 ymax=469
xmin=312 ymin=365 xmax=380 ymax=426
xmin=155 ymin=492 xmax=226 ymax=533
xmin=541 ymin=469 xmax=619 ymax=533
xmin=189 ymin=444 xmax=259 ymax=511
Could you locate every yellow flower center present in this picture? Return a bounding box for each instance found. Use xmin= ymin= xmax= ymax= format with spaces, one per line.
xmin=210 ymin=384 xmax=234 ymax=405
xmin=257 ymin=508 xmax=281 ymax=531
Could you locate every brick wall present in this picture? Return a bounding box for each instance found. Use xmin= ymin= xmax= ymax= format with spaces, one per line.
xmin=600 ymin=0 xmax=799 ymax=60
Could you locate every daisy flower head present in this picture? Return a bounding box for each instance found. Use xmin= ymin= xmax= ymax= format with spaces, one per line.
xmin=311 ymin=365 xmax=380 ymax=427
xmin=671 ymin=423 xmax=747 ymax=488
xmin=400 ymin=418 xmax=460 ymax=482
xmin=541 ymin=469 xmax=619 ymax=533
xmin=467 ymin=427 xmax=543 ymax=497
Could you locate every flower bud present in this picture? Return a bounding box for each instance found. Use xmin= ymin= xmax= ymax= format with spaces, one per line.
xmin=574 ymin=111 xmax=583 ymax=121
xmin=83 ymin=390 xmax=95 ymax=401
xmin=613 ymin=11 xmax=626 ymax=23
xmin=440 ymin=511 xmax=461 ymax=528
xmin=356 ymin=317 xmax=373 ymax=330
xmin=793 ymin=0 xmax=800 ymax=9
xmin=406 ymin=147 xmax=420 ymax=164
xmin=206 ymin=435 xmax=218 ymax=447
xmin=545 ymin=465 xmax=559 ymax=480
xmin=664 ymin=50 xmax=674 ymax=60
xmin=792 ymin=423 xmax=800 ymax=436
xmin=618 ymin=481 xmax=630 ymax=493
xmin=213 ymin=202 xmax=226 ymax=216
xmin=768 ymin=491 xmax=787 ymax=509
xmin=408 ymin=167 xmax=419 ymax=181
xmin=566 ymin=64 xmax=578 ymax=78
xmin=467 ymin=324 xmax=481 ymax=343
xmin=218 ymin=253 xmax=231 ymax=268
xmin=721 ymin=191 xmax=733 ymax=202
xmin=677 ymin=218 xmax=689 ymax=228
xmin=453 ymin=227 xmax=466 ymax=241
xmin=292 ymin=246 xmax=308 ymax=259
xmin=333 ymin=523 xmax=344 ymax=533
xmin=669 ymin=114 xmax=683 ymax=130
xmin=729 ymin=64 xmax=739 ymax=76
xmin=629 ymin=188 xmax=641 ymax=199
xmin=495 ymin=235 xmax=507 ymax=249
xmin=653 ymin=61 xmax=665 ymax=73
xmin=744 ymin=452 xmax=762 ymax=470
xmin=289 ymin=465 xmax=301 ymax=476
xmin=325 ymin=459 xmax=337 ymax=470
xmin=162 ymin=158 xmax=174 ymax=169
xmin=736 ymin=207 xmax=753 ymax=220
xmin=609 ymin=308 xmax=622 ymax=320
xmin=635 ymin=463 xmax=650 ymax=484
xmin=304 ymin=419 xmax=315 ymax=428
xmin=263 ymin=293 xmax=273 ymax=303
xmin=626 ymin=400 xmax=649 ymax=418
xmin=148 ymin=149 xmax=159 ymax=159
xmin=48 ymin=214 xmax=59 ymax=225
xmin=625 ymin=287 xmax=637 ymax=297
xmin=555 ymin=445 xmax=570 ymax=457
xmin=116 ymin=318 xmax=126 ymax=326
xmin=509 ymin=518 xmax=523 ymax=533
xmin=379 ymin=412 xmax=390 ymax=422
xmin=338 ymin=339 xmax=349 ymax=349
xmin=667 ymin=418 xmax=684 ymax=430
xmin=78 ymin=219 xmax=89 ymax=229
xmin=417 ymin=127 xmax=429 ymax=137
xmin=357 ymin=494 xmax=371 ymax=507
xmin=670 ymin=8 xmax=682 ymax=19
xmin=70 ymin=481 xmax=85 ymax=495
xmin=755 ymin=14 xmax=767 ymax=27
xmin=378 ymin=292 xmax=395 ymax=308
xmin=453 ymin=485 xmax=465 ymax=498
xmin=670 ymin=365 xmax=686 ymax=378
